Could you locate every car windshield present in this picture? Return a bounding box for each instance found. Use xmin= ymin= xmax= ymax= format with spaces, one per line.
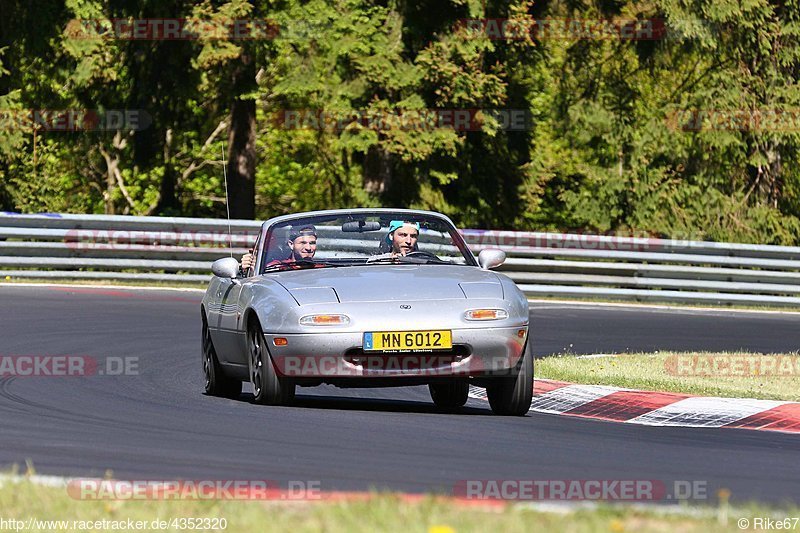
xmin=258 ymin=212 xmax=476 ymax=273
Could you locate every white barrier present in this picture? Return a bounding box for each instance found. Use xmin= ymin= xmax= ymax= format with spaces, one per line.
xmin=3 ymin=212 xmax=800 ymax=307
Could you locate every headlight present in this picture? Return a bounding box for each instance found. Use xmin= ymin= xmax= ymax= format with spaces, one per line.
xmin=299 ymin=314 xmax=351 ymax=326
xmin=464 ymin=309 xmax=509 ymax=321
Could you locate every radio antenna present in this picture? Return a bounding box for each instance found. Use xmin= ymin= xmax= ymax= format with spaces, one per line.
xmin=221 ymin=141 xmax=233 ymax=258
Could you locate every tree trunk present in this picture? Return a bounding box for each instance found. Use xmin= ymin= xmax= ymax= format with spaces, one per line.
xmin=768 ymin=148 xmax=782 ymax=208
xmin=363 ymin=145 xmax=392 ymax=195
xmin=226 ymin=51 xmax=257 ymax=220
xmin=156 ymin=129 xmax=178 ymax=214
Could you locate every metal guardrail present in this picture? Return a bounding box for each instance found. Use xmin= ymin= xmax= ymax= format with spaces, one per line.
xmin=3 ymin=212 xmax=800 ymax=307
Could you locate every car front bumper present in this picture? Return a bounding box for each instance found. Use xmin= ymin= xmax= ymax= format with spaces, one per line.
xmin=264 ymin=326 xmax=528 ymax=378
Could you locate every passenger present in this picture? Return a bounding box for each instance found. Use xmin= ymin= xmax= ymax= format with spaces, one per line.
xmin=241 ymin=251 xmax=255 ymax=271
xmin=282 ymin=224 xmax=318 ymax=261
xmin=241 ymin=224 xmax=318 ymax=273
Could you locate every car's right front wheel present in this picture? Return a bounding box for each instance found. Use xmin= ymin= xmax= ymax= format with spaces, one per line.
xmin=248 ymin=320 xmax=295 ymax=405
xmin=486 ymin=343 xmax=533 ymax=416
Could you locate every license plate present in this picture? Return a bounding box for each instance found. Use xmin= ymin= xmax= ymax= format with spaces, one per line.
xmin=363 ymin=330 xmax=452 ymax=352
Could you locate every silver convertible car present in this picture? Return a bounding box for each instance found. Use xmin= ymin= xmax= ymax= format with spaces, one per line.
xmin=201 ymin=209 xmax=532 ymax=415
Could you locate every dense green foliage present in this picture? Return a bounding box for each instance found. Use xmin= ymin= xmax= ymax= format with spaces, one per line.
xmin=2 ymin=0 xmax=800 ymax=244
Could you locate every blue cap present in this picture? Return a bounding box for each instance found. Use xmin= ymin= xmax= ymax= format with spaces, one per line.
xmin=387 ymin=220 xmax=420 ymax=235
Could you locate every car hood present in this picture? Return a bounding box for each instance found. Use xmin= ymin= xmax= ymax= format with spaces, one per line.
xmin=268 ymin=265 xmax=503 ymax=304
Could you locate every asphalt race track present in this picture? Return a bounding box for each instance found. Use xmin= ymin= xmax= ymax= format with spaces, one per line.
xmin=1 ymin=285 xmax=799 ymax=504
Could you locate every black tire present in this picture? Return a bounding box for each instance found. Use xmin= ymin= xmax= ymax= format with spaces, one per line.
xmin=248 ymin=320 xmax=295 ymax=405
xmin=202 ymin=316 xmax=242 ymax=399
xmin=429 ymin=380 xmax=469 ymax=410
xmin=486 ymin=343 xmax=533 ymax=416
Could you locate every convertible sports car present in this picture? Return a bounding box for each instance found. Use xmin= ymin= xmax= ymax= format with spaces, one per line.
xmin=201 ymin=208 xmax=533 ymax=415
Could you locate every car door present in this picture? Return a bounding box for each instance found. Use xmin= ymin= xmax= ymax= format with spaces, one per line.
xmin=216 ymin=230 xmax=261 ymax=365
xmin=214 ymin=278 xmax=244 ymax=364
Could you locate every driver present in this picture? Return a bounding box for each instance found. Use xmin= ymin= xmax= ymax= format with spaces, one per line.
xmin=384 ymin=220 xmax=419 ymax=256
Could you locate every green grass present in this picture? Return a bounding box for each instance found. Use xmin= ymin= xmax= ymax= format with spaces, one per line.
xmin=1 ymin=475 xmax=795 ymax=533
xmin=538 ymin=352 xmax=800 ymax=401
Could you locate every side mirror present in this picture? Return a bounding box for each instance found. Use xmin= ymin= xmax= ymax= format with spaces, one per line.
xmin=211 ymin=257 xmax=240 ymax=280
xmin=478 ymin=249 xmax=506 ymax=270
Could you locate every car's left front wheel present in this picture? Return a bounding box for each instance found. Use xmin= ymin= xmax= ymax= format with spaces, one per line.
xmin=486 ymin=341 xmax=533 ymax=416
xmin=248 ymin=320 xmax=295 ymax=405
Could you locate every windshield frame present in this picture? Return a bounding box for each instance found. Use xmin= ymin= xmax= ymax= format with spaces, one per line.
xmin=254 ymin=209 xmax=478 ymax=274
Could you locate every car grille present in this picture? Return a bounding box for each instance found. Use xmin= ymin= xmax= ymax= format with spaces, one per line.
xmin=344 ymin=344 xmax=471 ymax=357
xmin=343 ymin=344 xmax=471 ymax=369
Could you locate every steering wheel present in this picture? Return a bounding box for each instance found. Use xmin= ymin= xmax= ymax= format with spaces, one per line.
xmin=404 ymin=251 xmax=439 ymax=260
